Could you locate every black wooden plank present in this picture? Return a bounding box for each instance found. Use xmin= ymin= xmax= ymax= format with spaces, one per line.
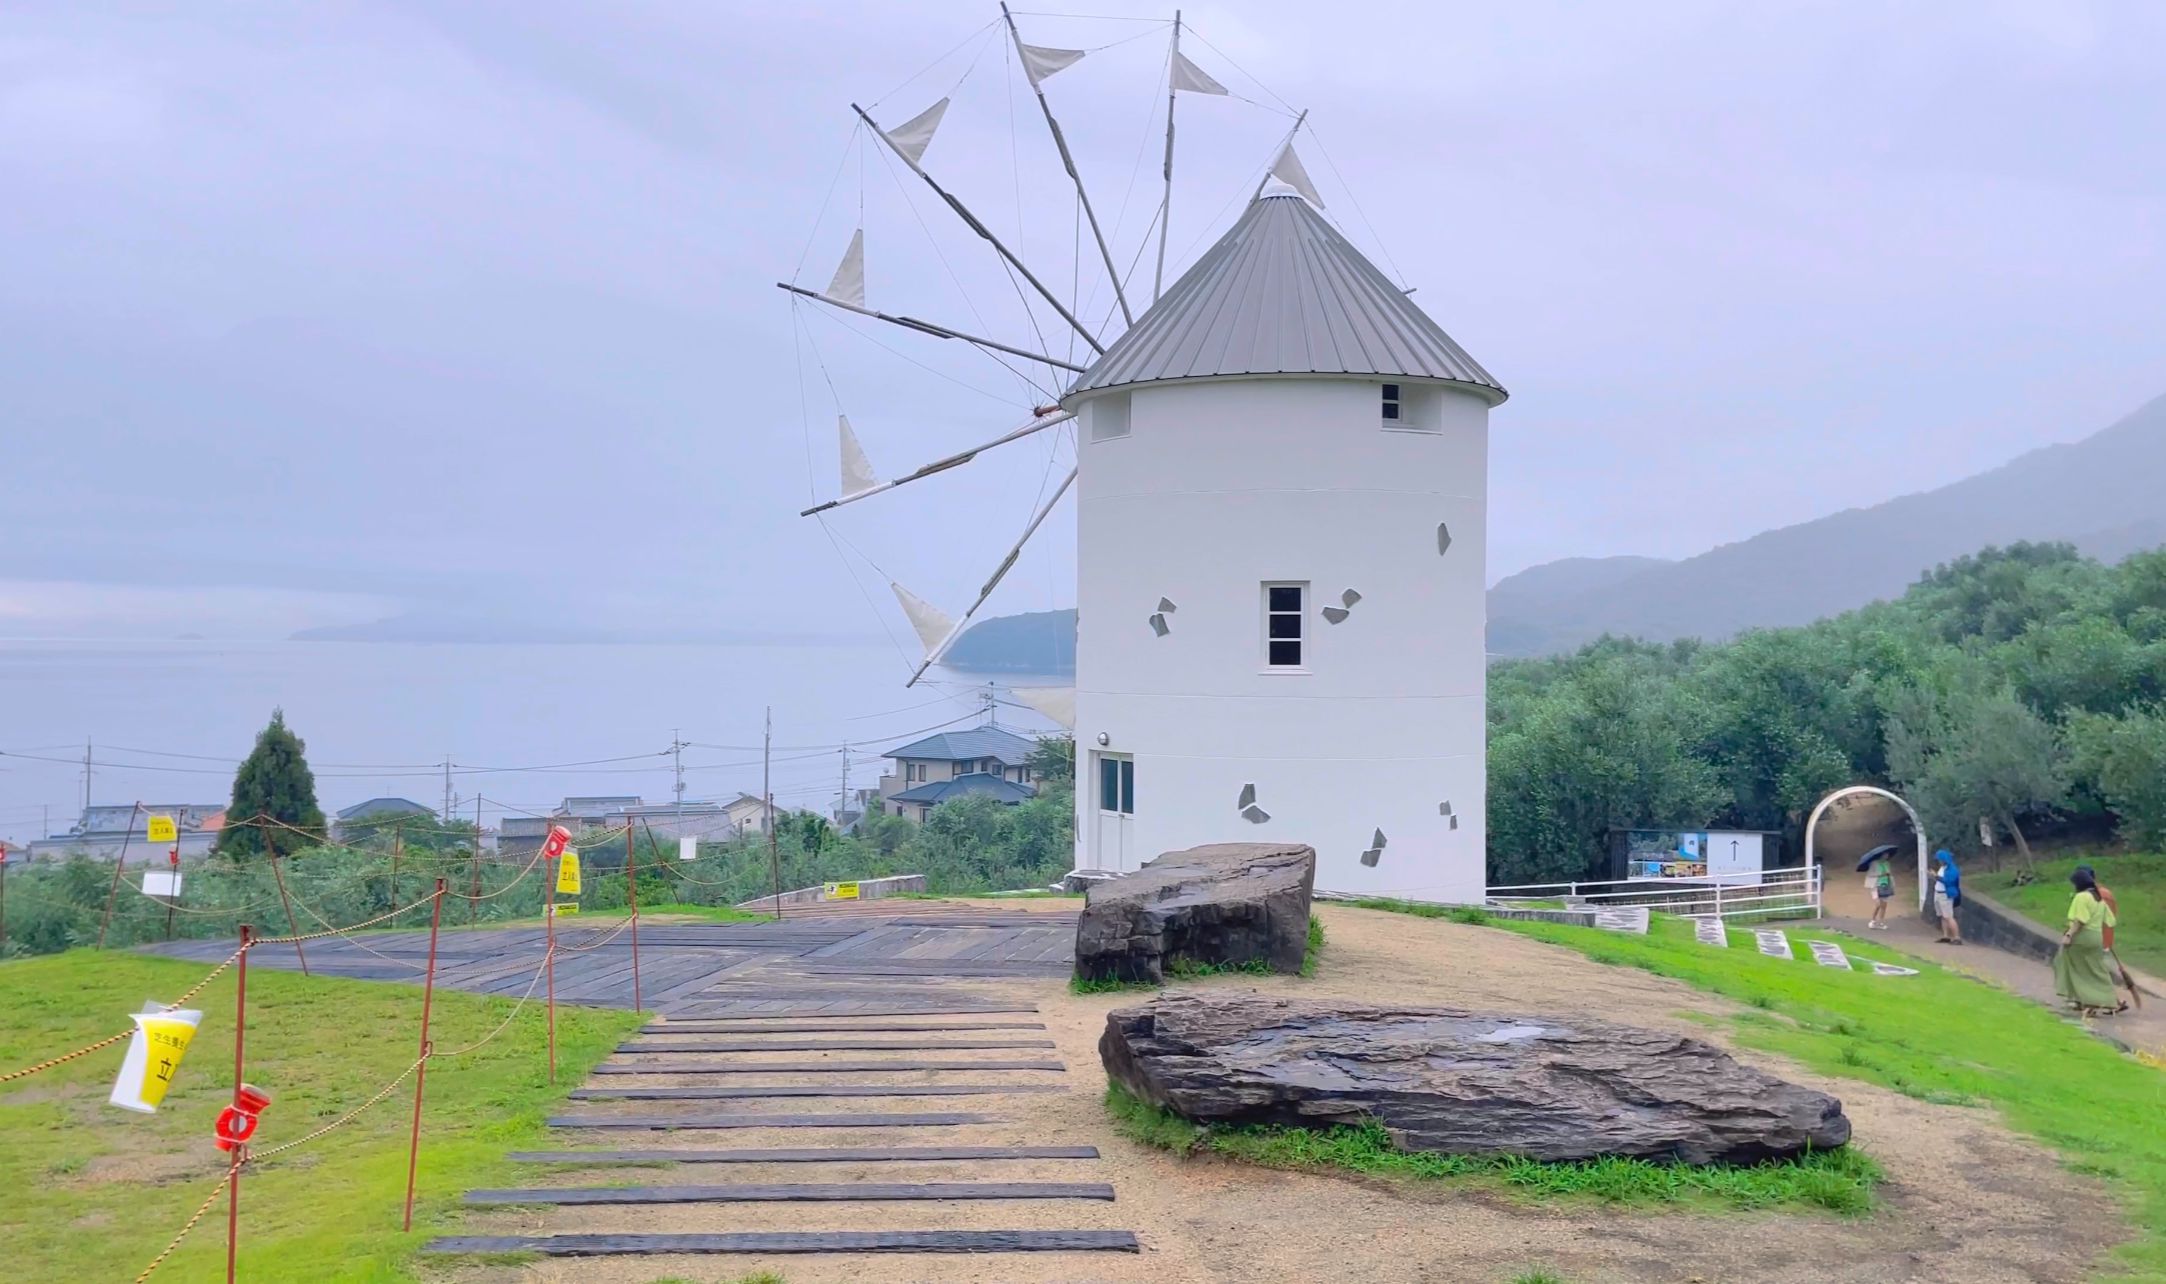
xmin=568 ymin=1084 xmax=1063 ymax=1101
xmin=547 ymin=1111 xmax=997 ymax=1129
xmin=620 ymin=1038 xmax=1055 ymax=1052
xmin=507 ymin=1145 xmax=1099 ymax=1163
xmin=465 ymin=1180 xmax=1116 ymax=1205
xmin=425 ymin=1230 xmax=1141 ymax=1255
xmin=591 ymin=1060 xmax=1063 ymax=1075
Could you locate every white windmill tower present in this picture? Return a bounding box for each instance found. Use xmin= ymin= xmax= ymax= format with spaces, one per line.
xmin=786 ymin=10 xmax=1506 ymax=902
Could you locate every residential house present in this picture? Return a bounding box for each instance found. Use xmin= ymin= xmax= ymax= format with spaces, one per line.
xmin=27 ymin=803 xmax=226 ymax=863
xmin=619 ymin=801 xmax=733 ymax=843
xmin=722 ymin=793 xmax=772 ymax=837
xmin=497 ymin=795 xmax=649 ymax=860
xmin=330 ymin=797 xmax=438 ymax=842
xmin=878 ymin=726 xmax=1040 ymax=822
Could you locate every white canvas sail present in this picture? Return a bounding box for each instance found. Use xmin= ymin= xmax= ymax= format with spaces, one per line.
xmin=1010 ymin=686 xmax=1076 ymax=729
xmin=889 ymin=582 xmax=957 ymax=656
xmin=1268 ymin=142 xmax=1324 ymax=207
xmin=1018 ymin=43 xmax=1085 ymax=87
xmin=837 ymin=414 xmax=878 ymax=497
xmin=824 ymin=228 xmax=865 ymax=308
xmin=882 ymin=97 xmax=950 ymax=166
xmin=1170 ymin=51 xmax=1228 ymax=96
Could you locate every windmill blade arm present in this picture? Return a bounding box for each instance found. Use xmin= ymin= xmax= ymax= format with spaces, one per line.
xmin=854 ymin=102 xmax=1107 ymax=356
xmin=906 ymin=465 xmax=1077 ymax=687
xmin=799 ymin=410 xmax=1075 ymax=517
xmin=778 ymin=283 xmax=1086 ymax=373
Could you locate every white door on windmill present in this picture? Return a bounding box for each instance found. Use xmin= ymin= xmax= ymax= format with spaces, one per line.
xmin=1092 ymin=752 xmax=1135 ymax=871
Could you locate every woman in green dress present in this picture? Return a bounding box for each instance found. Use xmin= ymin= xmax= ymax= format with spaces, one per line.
xmin=2053 ymin=867 xmax=2124 ymax=1016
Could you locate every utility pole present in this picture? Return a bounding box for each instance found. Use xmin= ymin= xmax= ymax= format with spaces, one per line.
xmin=838 ymin=744 xmax=850 ymax=828
xmin=441 ymin=756 xmax=453 ymax=823
xmin=672 ymin=730 xmax=685 ymax=807
xmin=81 ymin=739 xmax=93 ymax=816
xmin=764 ymin=707 xmax=781 ymax=921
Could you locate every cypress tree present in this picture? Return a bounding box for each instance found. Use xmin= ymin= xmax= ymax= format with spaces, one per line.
xmin=215 ymin=709 xmax=328 ymax=859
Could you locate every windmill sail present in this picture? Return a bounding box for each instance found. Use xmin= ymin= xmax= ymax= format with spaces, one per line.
xmin=1018 ymin=43 xmax=1084 ymax=87
xmin=1170 ymin=51 xmax=1228 ymax=95
xmin=837 ymin=414 xmax=879 ymax=497
xmin=881 ymin=97 xmax=949 ymax=165
xmin=1268 ymin=142 xmax=1324 ymax=206
xmin=1010 ymin=686 xmax=1076 ymax=729
xmin=889 ymin=582 xmax=957 ymax=656
xmin=824 ymin=228 xmax=865 ymax=308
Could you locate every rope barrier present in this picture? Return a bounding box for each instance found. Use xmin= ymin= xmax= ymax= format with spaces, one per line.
xmin=133 ymin=1160 xmax=241 ymax=1283
xmin=434 ymin=948 xmax=554 ymax=1059
xmin=0 ymin=946 xmax=244 ymax=1084
xmin=251 ymin=891 xmax=443 ymax=945
xmin=245 ymin=1055 xmax=427 ymax=1163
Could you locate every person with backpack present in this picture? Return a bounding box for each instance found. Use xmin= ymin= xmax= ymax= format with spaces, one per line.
xmin=1933 ymin=850 xmax=1965 ymax=945
xmin=1865 ymin=855 xmax=1895 ymax=930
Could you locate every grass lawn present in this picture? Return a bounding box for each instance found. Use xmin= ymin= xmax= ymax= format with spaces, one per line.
xmin=612 ymin=901 xmax=771 ymax=924
xmin=1070 ymin=917 xmax=1326 ymax=994
xmin=1446 ymin=911 xmax=2166 ymax=1281
xmin=1107 ymin=1083 xmax=1881 ymax=1214
xmin=1976 ymin=851 xmax=2166 ymax=977
xmin=0 ymin=950 xmax=640 ymax=1283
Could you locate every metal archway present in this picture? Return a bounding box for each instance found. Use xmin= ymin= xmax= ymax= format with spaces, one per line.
xmin=1804 ymin=785 xmax=1930 ymax=913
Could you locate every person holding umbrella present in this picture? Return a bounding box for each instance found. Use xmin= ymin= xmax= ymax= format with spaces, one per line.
xmin=1855 ymin=845 xmax=1897 ymax=930
xmin=2054 ymin=866 xmax=2126 ymax=1017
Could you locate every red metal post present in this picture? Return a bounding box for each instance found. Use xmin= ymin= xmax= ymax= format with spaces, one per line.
xmin=625 ymin=825 xmax=642 ymax=1012
xmin=97 ymin=802 xmax=143 ymax=948
xmin=402 ymin=881 xmax=445 ymax=1231
xmin=263 ymin=821 xmax=308 ymax=976
xmin=228 ymin=923 xmax=251 ymax=1284
xmin=544 ymin=849 xmax=558 ymax=1083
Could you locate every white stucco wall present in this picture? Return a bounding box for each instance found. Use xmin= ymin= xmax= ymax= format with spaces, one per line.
xmin=1069 ymin=376 xmax=1491 ymax=902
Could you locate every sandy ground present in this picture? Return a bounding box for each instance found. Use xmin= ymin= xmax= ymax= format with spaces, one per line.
xmin=438 ymin=905 xmax=2116 ymax=1284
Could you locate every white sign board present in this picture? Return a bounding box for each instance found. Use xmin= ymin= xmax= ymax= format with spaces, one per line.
xmin=679 ymin=835 xmax=698 ymax=862
xmin=143 ymin=870 xmax=183 ymax=898
xmin=1753 ymin=928 xmax=1794 ymax=960
xmin=1806 ymin=940 xmax=1851 ymax=969
xmin=1705 ymin=831 xmax=1765 ymax=880
xmin=1593 ymin=906 xmax=1650 ymax=935
xmin=1693 ymin=917 xmax=1729 ymax=948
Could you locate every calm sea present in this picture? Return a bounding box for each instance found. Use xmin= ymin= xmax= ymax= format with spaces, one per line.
xmin=0 ymin=638 xmax=1050 ymax=845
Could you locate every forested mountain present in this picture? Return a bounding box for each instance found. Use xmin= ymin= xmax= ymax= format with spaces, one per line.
xmin=1489 ymin=393 xmax=2166 ymax=655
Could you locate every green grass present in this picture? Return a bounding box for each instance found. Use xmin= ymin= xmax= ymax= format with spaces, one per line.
xmin=0 ymin=950 xmax=640 ymax=1283
xmin=1349 ymin=896 xmax=1493 ymax=925
xmin=1512 ymin=1273 xmax=1568 ymax=1284
xmin=626 ymin=901 xmax=771 ymax=924
xmin=1105 ymin=1084 xmax=1880 ymax=1214
xmin=1345 ymin=906 xmax=2166 ymax=1280
xmin=1069 ymin=974 xmax=1157 ymax=995
xmin=1977 ymin=851 xmax=2166 ymax=977
xmin=1302 ymin=916 xmax=1325 ymax=977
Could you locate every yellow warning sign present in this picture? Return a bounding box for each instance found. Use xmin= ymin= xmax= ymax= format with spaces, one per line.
xmin=110 ymin=1008 xmax=202 ymax=1114
xmin=556 ymin=850 xmax=582 ymax=896
xmin=825 ymin=881 xmax=861 ymax=901
xmin=146 ymin=815 xmax=177 ymax=844
xmin=550 ymin=903 xmax=579 ymax=917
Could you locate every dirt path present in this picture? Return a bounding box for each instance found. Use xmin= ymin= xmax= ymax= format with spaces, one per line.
xmin=439 ymin=904 xmax=2114 ymax=1284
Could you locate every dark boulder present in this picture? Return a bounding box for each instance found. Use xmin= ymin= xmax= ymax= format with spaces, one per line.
xmin=1074 ymin=843 xmax=1315 ymax=985
xmin=1101 ymin=993 xmax=1850 ymax=1165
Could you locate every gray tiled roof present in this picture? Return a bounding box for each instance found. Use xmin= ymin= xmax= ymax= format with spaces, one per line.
xmin=888 ymin=772 xmax=1038 ymax=806
xmin=883 ymin=726 xmax=1038 ymax=766
xmin=1066 ymin=193 xmax=1506 ymax=402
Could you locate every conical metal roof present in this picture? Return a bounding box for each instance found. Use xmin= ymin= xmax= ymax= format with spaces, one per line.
xmin=1066 ymin=194 xmax=1506 ymax=403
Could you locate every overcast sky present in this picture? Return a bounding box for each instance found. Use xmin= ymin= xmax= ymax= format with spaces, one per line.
xmin=5 ymin=0 xmax=2164 ymax=640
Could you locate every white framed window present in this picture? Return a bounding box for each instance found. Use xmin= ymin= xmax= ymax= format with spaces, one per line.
xmin=1098 ymin=755 xmax=1134 ymax=815
xmin=1380 ymin=383 xmax=1402 ymax=423
xmin=1264 ymin=582 xmax=1306 ymax=668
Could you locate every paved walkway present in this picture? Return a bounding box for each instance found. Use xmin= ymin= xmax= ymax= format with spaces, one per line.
xmin=1820 ymin=905 xmax=2166 ymax=1055
xmin=147 ymin=901 xmax=1142 ymax=1272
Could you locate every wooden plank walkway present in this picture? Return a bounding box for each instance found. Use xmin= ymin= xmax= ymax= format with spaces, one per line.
xmin=179 ymin=899 xmax=1142 ymax=1270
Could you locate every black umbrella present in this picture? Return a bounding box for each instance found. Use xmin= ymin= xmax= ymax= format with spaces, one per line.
xmin=1854 ymin=844 xmax=1900 ymax=873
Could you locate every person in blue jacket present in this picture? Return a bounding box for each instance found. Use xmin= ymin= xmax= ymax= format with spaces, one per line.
xmin=1933 ymin=850 xmax=1965 ymax=945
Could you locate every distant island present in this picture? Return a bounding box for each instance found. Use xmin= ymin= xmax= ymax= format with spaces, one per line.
xmin=942 ymin=609 xmax=1077 ymax=674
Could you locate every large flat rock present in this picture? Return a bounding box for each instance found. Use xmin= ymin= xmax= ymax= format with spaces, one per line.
xmin=1101 ymin=994 xmax=1851 ymax=1165
xmin=1074 ymin=843 xmax=1315 ymax=985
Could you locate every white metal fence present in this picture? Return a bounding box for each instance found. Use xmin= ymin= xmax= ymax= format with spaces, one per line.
xmin=1486 ymin=866 xmax=1822 ymax=922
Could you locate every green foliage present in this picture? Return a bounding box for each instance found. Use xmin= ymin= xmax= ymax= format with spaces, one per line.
xmin=1104 ymin=1085 xmax=1880 ymax=1215
xmin=214 ymin=708 xmax=328 ymax=858
xmin=1028 ymin=733 xmax=1076 ymax=787
xmin=1448 ymin=909 xmax=2166 ymax=1279
xmin=0 ymin=950 xmax=639 ymax=1282
xmin=1489 ymin=541 xmax=2166 ymax=881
